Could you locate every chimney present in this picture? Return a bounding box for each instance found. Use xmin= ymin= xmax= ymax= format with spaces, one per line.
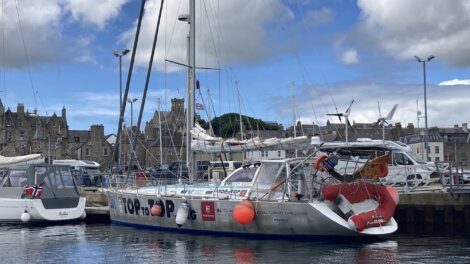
xmin=462 ymin=123 xmax=468 ymax=130
xmin=62 ymin=106 xmax=67 ymax=121
xmin=454 ymin=124 xmax=459 ymax=128
xmin=17 ymin=103 xmax=25 ymax=115
xmin=407 ymin=123 xmax=414 ymax=129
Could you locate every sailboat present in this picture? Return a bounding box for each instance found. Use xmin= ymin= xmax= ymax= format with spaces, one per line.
xmin=107 ymin=0 xmax=398 ymax=237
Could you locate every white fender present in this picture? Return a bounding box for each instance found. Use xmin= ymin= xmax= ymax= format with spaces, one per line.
xmin=175 ymin=201 xmax=190 ymax=227
xmin=21 ymin=212 xmax=31 ymax=223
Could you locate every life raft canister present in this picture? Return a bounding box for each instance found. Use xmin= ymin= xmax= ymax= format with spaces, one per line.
xmin=322 ymin=182 xmax=398 ymax=232
xmin=233 ymin=199 xmax=255 ymax=225
xmin=176 ymin=201 xmax=190 ymax=227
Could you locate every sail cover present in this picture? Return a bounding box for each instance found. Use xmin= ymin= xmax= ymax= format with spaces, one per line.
xmin=190 ymin=124 xmax=311 ymax=153
xmin=0 ymin=154 xmax=44 ymax=168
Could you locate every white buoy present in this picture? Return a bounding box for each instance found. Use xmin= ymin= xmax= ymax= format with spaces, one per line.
xmin=347 ymin=217 xmax=357 ymax=230
xmin=175 ymin=201 xmax=190 ymax=227
xmin=80 ymin=211 xmax=87 ymax=220
xmin=21 ymin=212 xmax=31 ymax=223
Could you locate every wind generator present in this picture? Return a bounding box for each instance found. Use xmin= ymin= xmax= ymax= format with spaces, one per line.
xmin=327 ymin=100 xmax=355 ymax=144
xmin=375 ymin=102 xmax=398 ymax=144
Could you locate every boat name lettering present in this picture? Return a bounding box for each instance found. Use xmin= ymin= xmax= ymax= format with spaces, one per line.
xmin=256 ymin=210 xmax=307 ymax=216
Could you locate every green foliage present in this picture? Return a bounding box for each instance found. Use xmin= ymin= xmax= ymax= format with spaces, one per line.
xmin=202 ymin=113 xmax=279 ymax=138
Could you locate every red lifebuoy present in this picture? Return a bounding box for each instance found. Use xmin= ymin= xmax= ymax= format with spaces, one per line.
xmin=314 ymin=154 xmax=328 ymax=172
xmin=376 ymin=163 xmax=389 ymax=178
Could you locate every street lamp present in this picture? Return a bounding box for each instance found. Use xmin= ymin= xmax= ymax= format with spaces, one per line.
xmin=415 ymin=55 xmax=434 ymax=161
xmin=113 ymin=48 xmax=129 ymax=174
xmin=127 ymin=98 xmax=138 ymax=128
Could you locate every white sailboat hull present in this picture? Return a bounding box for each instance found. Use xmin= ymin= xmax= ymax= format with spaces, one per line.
xmin=108 ymin=190 xmax=397 ymax=237
xmin=0 ymin=197 xmax=86 ymax=223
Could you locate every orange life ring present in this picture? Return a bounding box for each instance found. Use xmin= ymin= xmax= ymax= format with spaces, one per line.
xmin=314 ymin=154 xmax=328 ymax=172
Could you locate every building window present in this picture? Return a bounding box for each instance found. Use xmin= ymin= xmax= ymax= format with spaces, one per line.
xmin=435 ymin=157 xmax=440 ymax=162
xmin=19 ymin=131 xmax=25 ymax=141
xmin=435 ymin=146 xmax=439 ymax=154
xmin=18 ymin=120 xmax=23 ymax=126
xmin=6 ymin=119 xmax=11 ymax=127
xmin=85 ymin=148 xmax=90 ymax=156
xmin=278 ymin=150 xmax=281 ymax=157
xmin=36 ymin=142 xmax=41 ymax=150
xmin=104 ymin=148 xmax=108 ymax=156
xmin=74 ymin=137 xmax=80 ymax=143
xmin=416 ymin=148 xmax=419 ymax=154
xmin=7 ymin=131 xmax=12 ymax=142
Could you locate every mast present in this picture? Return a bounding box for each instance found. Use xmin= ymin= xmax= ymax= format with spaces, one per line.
xmin=236 ymin=82 xmax=245 ymax=160
xmin=290 ymin=82 xmax=297 ymax=157
xmin=236 ymin=81 xmax=243 ymax=140
xmin=185 ymin=0 xmax=196 ymax=181
xmin=158 ymin=98 xmax=163 ymax=165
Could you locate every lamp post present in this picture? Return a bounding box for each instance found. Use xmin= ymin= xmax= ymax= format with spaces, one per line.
xmin=414 ymin=55 xmax=434 ymax=162
xmin=127 ymin=98 xmax=138 ymax=128
xmin=113 ymin=48 xmax=130 ymax=174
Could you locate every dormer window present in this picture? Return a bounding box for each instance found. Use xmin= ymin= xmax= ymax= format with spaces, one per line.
xmin=18 ymin=120 xmax=23 ymax=126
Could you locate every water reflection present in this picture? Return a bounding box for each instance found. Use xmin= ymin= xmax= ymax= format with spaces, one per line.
xmin=0 ymin=223 xmax=468 ymax=264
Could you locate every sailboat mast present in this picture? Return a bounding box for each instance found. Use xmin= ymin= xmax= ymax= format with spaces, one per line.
xmin=186 ymin=0 xmax=196 ymax=182
xmin=290 ymin=82 xmax=297 ymax=157
xmin=158 ymin=98 xmax=163 ymax=165
xmin=237 ymin=82 xmax=243 ymax=140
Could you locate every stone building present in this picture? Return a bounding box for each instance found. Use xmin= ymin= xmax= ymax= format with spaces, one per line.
xmin=0 ymin=101 xmax=69 ymax=163
xmin=0 ymin=101 xmax=113 ymax=169
xmin=68 ymin=125 xmax=114 ymax=170
xmin=144 ymin=98 xmax=186 ymax=168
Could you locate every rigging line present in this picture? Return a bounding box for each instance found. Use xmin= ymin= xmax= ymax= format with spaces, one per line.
xmin=14 ymin=0 xmax=40 ymax=113
xmin=201 ymin=0 xmax=220 ymax=63
xmin=160 ymin=104 xmax=181 ymax=162
xmin=293 ymin=54 xmax=323 ymax=135
xmin=164 ymin=0 xmax=168 ymax=111
xmin=1 ymin=0 xmax=5 ymax=114
xmin=165 ymin=0 xmax=182 ymax=55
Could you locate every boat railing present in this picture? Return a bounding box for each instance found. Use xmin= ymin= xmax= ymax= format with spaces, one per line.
xmin=436 ymin=161 xmax=470 ymax=194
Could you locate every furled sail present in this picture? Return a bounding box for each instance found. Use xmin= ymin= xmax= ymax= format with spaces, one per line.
xmin=0 ymin=154 xmax=44 ymax=168
xmin=190 ymin=124 xmax=311 ymax=153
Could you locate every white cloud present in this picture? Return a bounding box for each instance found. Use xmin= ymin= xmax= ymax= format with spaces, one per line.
xmin=340 ymin=49 xmax=359 ymax=64
xmin=356 ymin=0 xmax=470 ymax=67
xmin=0 ymin=0 xmax=128 ymax=68
xmin=438 ymin=79 xmax=470 ymax=86
xmin=304 ymin=8 xmax=335 ymax=27
xmin=120 ymin=0 xmax=294 ymax=72
xmin=264 ymin=82 xmax=470 ymax=129
xmin=64 ymin=0 xmax=129 ymax=29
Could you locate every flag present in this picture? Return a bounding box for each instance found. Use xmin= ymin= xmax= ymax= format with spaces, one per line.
xmin=24 ymin=181 xmax=45 ymax=198
xmin=196 ymin=103 xmax=205 ymax=110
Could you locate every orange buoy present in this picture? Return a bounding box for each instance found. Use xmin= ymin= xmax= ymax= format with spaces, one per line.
xmin=150 ymin=204 xmax=162 ymax=217
xmin=233 ymin=199 xmax=255 ymax=225
xmin=314 ymin=154 xmax=328 ymax=172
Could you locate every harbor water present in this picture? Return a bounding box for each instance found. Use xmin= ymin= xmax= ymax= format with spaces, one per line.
xmin=0 ymin=223 xmax=469 ymax=263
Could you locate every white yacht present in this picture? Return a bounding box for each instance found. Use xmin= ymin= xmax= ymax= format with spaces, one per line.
xmin=0 ymin=164 xmax=86 ymax=223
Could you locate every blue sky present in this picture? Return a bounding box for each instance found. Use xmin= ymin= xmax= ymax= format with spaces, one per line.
xmin=3 ymin=0 xmax=470 ymax=134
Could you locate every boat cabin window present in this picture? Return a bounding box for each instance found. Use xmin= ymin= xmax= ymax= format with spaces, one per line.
xmin=36 ymin=166 xmax=75 ymax=189
xmin=255 ymin=163 xmax=284 ymax=190
xmin=225 ymin=167 xmax=257 ymax=185
xmin=394 ymin=153 xmax=414 ymax=165
xmin=1 ymin=170 xmax=28 ymax=187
